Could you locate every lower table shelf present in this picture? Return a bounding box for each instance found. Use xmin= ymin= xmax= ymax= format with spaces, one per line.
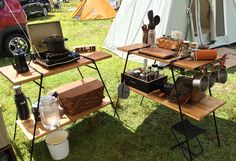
xmin=16 ymin=97 xmax=111 ymax=141
xmin=129 ymin=87 xmax=226 ymax=121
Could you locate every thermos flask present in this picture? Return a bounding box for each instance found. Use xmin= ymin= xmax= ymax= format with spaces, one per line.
xmin=13 ymin=85 xmax=30 ymax=120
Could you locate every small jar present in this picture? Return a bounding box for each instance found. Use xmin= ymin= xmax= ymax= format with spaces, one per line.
xmin=140 ymin=73 xmax=146 ymax=81
xmin=148 ymin=29 xmax=156 ymax=46
xmin=190 ymin=42 xmax=198 ymax=49
xmin=151 ymin=64 xmax=159 ymax=78
xmin=39 ymin=95 xmax=60 ymax=130
xmin=133 ymin=69 xmax=141 ymax=78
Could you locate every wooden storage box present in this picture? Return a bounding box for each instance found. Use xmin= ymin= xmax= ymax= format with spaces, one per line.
xmin=56 ymin=78 xmax=104 ymax=115
xmin=121 ymin=73 xmax=167 ymax=93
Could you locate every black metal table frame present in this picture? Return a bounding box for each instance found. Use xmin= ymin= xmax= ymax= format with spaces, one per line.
xmin=12 ymin=55 xmax=119 ymax=161
xmin=116 ymin=50 xmax=221 ymax=161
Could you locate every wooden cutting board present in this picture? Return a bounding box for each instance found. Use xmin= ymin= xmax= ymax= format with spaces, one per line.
xmin=139 ymin=47 xmax=177 ymax=59
xmin=117 ymin=43 xmax=150 ymax=52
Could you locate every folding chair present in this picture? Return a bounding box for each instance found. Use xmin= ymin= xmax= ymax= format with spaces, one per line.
xmin=171 ymin=119 xmax=206 ymax=161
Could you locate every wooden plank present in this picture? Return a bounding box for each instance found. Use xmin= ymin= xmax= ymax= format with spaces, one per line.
xmin=0 ymin=51 xmax=111 ymax=85
xmin=16 ymin=98 xmax=111 ymax=141
xmin=117 ymin=43 xmax=150 ymax=52
xmin=129 ymin=48 xmax=224 ymax=70
xmin=0 ymin=66 xmax=41 ymax=85
xmin=131 ymin=50 xmax=177 ymax=64
xmin=173 ymin=56 xmax=223 ymax=70
xmin=129 ymin=87 xmax=226 ymax=121
xmin=139 ymin=47 xmax=177 ymax=59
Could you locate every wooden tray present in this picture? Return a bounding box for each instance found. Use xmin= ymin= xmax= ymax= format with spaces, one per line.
xmin=139 ymin=47 xmax=177 ymax=59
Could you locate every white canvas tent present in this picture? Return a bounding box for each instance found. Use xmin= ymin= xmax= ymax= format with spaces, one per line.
xmin=104 ymin=0 xmax=236 ymax=59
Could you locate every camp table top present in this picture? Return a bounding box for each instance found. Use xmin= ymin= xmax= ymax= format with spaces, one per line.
xmin=0 ymin=51 xmax=111 ymax=85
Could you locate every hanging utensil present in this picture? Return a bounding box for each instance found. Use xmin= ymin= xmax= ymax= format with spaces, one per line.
xmin=153 ymin=15 xmax=160 ymax=27
xmin=147 ymin=10 xmax=154 ymax=24
xmin=118 ymin=83 xmax=130 ymax=99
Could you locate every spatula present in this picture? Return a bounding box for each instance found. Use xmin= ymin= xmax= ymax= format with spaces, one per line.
xmin=153 ymin=15 xmax=160 ymax=27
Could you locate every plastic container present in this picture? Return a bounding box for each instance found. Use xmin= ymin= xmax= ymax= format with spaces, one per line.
xmin=39 ymin=95 xmax=60 ymax=130
xmin=45 ymin=130 xmax=69 ymax=160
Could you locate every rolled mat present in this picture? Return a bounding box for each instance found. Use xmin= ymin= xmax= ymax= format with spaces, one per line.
xmin=195 ymin=49 xmax=217 ymax=60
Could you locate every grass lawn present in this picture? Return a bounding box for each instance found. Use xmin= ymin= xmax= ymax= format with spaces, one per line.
xmin=1 ymin=1 xmax=236 ymax=161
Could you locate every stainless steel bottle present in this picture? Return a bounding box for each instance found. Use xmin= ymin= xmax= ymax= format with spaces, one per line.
xmin=13 ymin=85 xmax=30 ymax=120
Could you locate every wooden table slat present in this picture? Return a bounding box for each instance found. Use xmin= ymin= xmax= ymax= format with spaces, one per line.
xmin=16 ymin=98 xmax=110 ymax=140
xmin=0 ymin=51 xmax=111 ymax=85
xmin=129 ymin=87 xmax=226 ymax=121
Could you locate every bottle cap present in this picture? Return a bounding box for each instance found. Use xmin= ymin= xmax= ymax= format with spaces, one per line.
xmin=13 ymin=85 xmax=22 ymax=94
xmin=152 ymin=64 xmax=158 ymax=68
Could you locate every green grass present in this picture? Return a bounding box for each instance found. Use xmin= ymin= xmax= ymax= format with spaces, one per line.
xmin=1 ymin=1 xmax=236 ymax=161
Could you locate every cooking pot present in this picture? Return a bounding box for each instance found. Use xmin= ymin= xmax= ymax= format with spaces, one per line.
xmin=216 ymin=66 xmax=228 ymax=84
xmin=192 ymin=73 xmax=209 ymax=92
xmin=41 ymin=35 xmax=68 ymax=53
xmin=206 ymin=71 xmax=217 ymax=88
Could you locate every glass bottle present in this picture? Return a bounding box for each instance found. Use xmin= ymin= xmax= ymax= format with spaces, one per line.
xmin=13 ymin=85 xmax=30 ymax=120
xmin=39 ymin=95 xmax=60 ymax=130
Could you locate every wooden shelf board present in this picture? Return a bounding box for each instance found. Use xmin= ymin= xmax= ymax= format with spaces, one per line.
xmin=130 ymin=49 xmax=224 ymax=70
xmin=16 ymin=98 xmax=111 ymax=141
xmin=0 ymin=51 xmax=111 ymax=85
xmin=117 ymin=43 xmax=150 ymax=52
xmin=173 ymin=56 xmax=223 ymax=70
xmin=129 ymin=87 xmax=226 ymax=121
xmin=131 ymin=50 xmax=177 ymax=64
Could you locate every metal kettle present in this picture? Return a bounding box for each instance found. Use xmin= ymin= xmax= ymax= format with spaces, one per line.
xmin=8 ymin=51 xmax=29 ymax=73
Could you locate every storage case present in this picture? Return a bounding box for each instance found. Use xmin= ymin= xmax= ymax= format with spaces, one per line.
xmin=121 ymin=73 xmax=167 ymax=93
xmin=27 ymin=21 xmax=79 ymax=68
xmin=56 ymin=78 xmax=104 ymax=115
xmin=28 ymin=21 xmax=63 ymax=53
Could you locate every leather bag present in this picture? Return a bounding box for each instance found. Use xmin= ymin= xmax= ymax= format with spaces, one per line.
xmin=194 ymin=49 xmax=217 ymax=60
xmin=56 ymin=78 xmax=104 ymax=115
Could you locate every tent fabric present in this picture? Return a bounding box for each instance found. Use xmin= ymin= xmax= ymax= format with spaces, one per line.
xmin=104 ymin=0 xmax=236 ymax=60
xmin=72 ymin=0 xmax=116 ymax=20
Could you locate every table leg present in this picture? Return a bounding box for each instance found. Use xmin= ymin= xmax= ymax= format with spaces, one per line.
xmin=30 ymin=74 xmax=44 ymax=161
xmin=213 ymin=112 xmax=220 ymax=147
xmin=77 ymin=67 xmax=84 ymax=79
xmin=93 ymin=62 xmax=120 ymax=119
xmin=170 ymin=64 xmax=193 ymax=161
xmin=208 ymin=85 xmax=221 ymax=147
xmin=140 ymin=96 xmax=144 ymax=106
xmin=81 ymin=55 xmax=121 ymax=119
xmin=122 ymin=52 xmax=130 ymax=74
xmin=13 ymin=110 xmax=18 ymax=140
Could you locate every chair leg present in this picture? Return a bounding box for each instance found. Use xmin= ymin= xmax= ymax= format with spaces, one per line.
xmin=171 ymin=129 xmax=192 ymax=161
xmin=140 ymin=96 xmax=144 ymax=106
xmin=171 ymin=129 xmax=204 ymax=161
